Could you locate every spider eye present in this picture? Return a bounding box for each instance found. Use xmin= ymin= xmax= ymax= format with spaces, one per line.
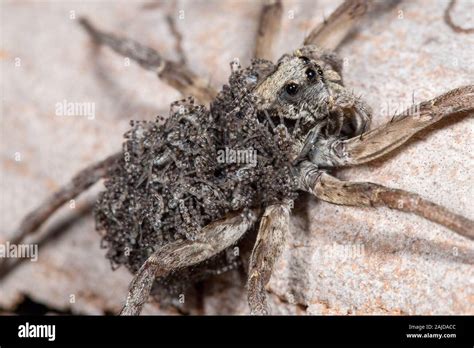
xmin=305 ymin=68 xmax=317 ymax=81
xmin=285 ymin=82 xmax=299 ymax=96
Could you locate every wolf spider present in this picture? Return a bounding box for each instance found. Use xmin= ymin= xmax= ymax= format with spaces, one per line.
xmin=2 ymin=0 xmax=473 ymax=315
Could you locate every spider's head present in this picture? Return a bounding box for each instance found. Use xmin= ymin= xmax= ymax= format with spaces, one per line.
xmin=253 ymin=47 xmax=336 ymax=125
xmin=250 ymin=46 xmax=344 ymax=160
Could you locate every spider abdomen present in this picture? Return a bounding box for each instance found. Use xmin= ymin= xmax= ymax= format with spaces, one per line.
xmin=94 ymin=62 xmax=299 ymax=287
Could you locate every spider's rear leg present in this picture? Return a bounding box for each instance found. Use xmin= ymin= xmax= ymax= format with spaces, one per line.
xmin=121 ymin=209 xmax=259 ymax=316
xmin=247 ymin=201 xmax=292 ymax=315
xmin=254 ymin=0 xmax=283 ymax=61
xmin=299 ymin=163 xmax=474 ymax=240
xmin=0 ymin=152 xmax=121 ymax=276
xmin=78 ymin=18 xmax=217 ymax=105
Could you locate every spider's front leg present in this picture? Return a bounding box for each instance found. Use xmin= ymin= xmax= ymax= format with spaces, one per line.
xmin=299 ymin=162 xmax=474 ymax=240
xmin=304 ymin=0 xmax=371 ymax=50
xmin=313 ymin=85 xmax=474 ymax=167
xmin=121 ymin=209 xmax=258 ymax=316
xmin=247 ymin=201 xmax=292 ymax=315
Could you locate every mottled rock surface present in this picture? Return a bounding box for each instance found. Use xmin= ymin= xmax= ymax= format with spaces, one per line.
xmin=1 ymin=0 xmax=473 ymax=315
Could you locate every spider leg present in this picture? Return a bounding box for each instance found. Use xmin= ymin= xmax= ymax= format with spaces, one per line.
xmin=120 ymin=209 xmax=259 ymax=315
xmin=312 ymin=85 xmax=474 ymax=167
xmin=78 ymin=18 xmax=217 ymax=104
xmin=299 ymin=163 xmax=474 ymax=240
xmin=304 ymin=0 xmax=370 ymax=50
xmin=247 ymin=201 xmax=292 ymax=315
xmin=0 ymin=152 xmax=121 ymax=274
xmin=254 ymin=0 xmax=283 ymax=60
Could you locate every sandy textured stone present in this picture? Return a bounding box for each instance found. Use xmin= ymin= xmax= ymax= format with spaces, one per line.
xmin=1 ymin=0 xmax=473 ymax=315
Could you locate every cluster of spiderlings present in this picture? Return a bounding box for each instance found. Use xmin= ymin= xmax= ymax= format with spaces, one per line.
xmin=95 ymin=59 xmax=300 ymax=279
xmin=212 ymin=59 xmax=301 ymax=206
